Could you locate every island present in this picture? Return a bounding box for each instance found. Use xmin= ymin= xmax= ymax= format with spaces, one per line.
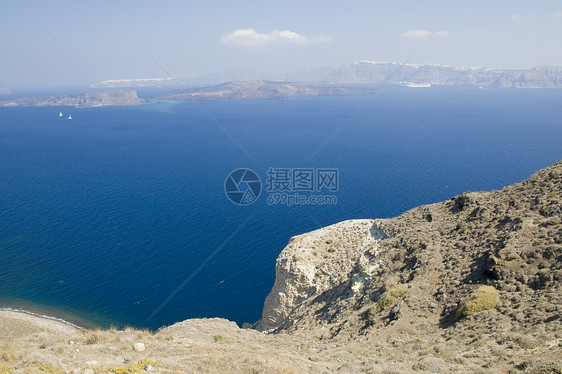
xmin=0 ymin=89 xmax=144 ymax=108
xmin=160 ymin=80 xmax=372 ymax=100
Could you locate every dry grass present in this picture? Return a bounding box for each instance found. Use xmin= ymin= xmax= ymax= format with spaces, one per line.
xmin=456 ymin=285 xmax=499 ymax=319
xmin=369 ymin=284 xmax=407 ymax=317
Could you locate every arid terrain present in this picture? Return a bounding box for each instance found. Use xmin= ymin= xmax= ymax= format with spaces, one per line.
xmin=1 ymin=161 xmax=561 ymax=373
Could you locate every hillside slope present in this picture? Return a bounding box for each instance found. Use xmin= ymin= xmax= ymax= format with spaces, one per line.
xmin=257 ymin=160 xmax=561 ymax=372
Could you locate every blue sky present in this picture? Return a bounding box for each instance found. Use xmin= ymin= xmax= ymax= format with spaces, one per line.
xmin=1 ymin=0 xmax=561 ymax=89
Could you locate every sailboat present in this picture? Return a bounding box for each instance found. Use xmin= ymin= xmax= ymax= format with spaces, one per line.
xmin=67 ymin=114 xmax=72 ymax=120
xmin=59 ymin=112 xmax=63 ymax=117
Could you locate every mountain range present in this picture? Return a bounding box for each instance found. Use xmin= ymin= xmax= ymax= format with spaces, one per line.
xmin=92 ymin=61 xmax=562 ymax=89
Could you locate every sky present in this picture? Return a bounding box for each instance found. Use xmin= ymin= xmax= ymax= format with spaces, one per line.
xmin=1 ymin=0 xmax=562 ymax=90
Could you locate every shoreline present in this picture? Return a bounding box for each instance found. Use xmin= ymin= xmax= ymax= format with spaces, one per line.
xmin=0 ymin=307 xmax=85 ymax=331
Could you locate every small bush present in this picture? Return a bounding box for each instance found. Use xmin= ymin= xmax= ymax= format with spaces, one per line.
xmin=369 ymin=284 xmax=407 ymax=317
xmin=213 ymin=334 xmax=224 ymax=343
xmin=36 ymin=363 xmax=64 ymax=374
xmin=544 ymin=217 xmax=561 ymax=226
xmin=456 ymin=285 xmax=499 ymax=320
xmin=0 ymin=364 xmax=15 ymax=374
xmin=108 ymin=359 xmax=153 ymax=374
xmin=84 ymin=331 xmax=102 ymax=345
xmin=542 ymin=365 xmax=562 ymax=374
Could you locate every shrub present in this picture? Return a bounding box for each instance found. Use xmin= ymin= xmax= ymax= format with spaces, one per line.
xmin=368 ymin=284 xmax=407 ymax=317
xmin=84 ymin=331 xmax=102 ymax=345
xmin=108 ymin=359 xmax=153 ymax=374
xmin=213 ymin=334 xmax=224 ymax=343
xmin=456 ymin=285 xmax=499 ymax=320
xmin=0 ymin=364 xmax=15 ymax=374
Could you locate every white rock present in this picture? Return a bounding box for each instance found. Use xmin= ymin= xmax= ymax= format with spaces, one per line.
xmin=144 ymin=364 xmax=153 ymax=371
xmin=83 ymin=369 xmax=95 ymax=374
xmin=258 ymin=219 xmax=389 ymax=330
xmin=133 ymin=342 xmax=145 ymax=352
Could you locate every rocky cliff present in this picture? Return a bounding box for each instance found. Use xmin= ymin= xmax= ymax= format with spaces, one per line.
xmin=0 ymin=89 xmax=144 ymax=108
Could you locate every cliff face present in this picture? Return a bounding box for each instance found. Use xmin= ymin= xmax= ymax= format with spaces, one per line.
xmin=0 ymin=89 xmax=144 ymax=108
xmin=257 ymin=219 xmax=389 ymax=330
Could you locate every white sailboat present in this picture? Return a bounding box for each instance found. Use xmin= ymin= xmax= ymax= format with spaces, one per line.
xmin=59 ymin=112 xmax=63 ymax=117
xmin=67 ymin=114 xmax=72 ymax=120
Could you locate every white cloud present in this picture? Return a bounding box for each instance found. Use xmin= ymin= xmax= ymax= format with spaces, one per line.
xmin=552 ymin=11 xmax=562 ymax=17
xmin=511 ymin=13 xmax=524 ymax=21
xmin=221 ymin=28 xmax=330 ymax=46
xmin=400 ymin=29 xmax=448 ymax=40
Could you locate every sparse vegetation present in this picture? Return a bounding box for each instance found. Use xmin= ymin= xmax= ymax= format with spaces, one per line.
xmin=36 ymin=362 xmax=64 ymax=374
xmin=213 ymin=334 xmax=224 ymax=342
xmin=368 ymin=284 xmax=407 ymax=317
xmin=456 ymin=285 xmax=499 ymax=319
xmin=84 ymin=330 xmax=102 ymax=345
xmin=107 ymin=359 xmax=153 ymax=374
xmin=0 ymin=364 xmax=14 ymax=374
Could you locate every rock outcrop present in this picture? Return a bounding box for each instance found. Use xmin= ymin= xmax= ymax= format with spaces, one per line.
xmin=256 ymin=219 xmax=390 ymax=330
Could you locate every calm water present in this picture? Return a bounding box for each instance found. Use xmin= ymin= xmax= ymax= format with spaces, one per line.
xmin=0 ymin=86 xmax=561 ymax=329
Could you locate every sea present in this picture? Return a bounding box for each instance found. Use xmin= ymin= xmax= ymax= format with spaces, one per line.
xmin=0 ymin=86 xmax=561 ymax=330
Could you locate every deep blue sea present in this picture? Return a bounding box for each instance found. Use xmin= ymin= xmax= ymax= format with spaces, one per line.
xmin=0 ymin=86 xmax=561 ymax=329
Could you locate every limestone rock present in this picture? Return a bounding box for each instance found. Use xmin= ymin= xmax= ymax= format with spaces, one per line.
xmin=257 ymin=219 xmax=390 ymax=330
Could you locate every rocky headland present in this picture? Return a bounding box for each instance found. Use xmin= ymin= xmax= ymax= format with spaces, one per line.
xmin=1 ymin=161 xmax=560 ymax=373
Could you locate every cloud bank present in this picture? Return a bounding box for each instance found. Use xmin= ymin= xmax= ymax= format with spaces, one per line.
xmin=400 ymin=29 xmax=448 ymax=40
xmin=221 ymin=28 xmax=330 ymax=46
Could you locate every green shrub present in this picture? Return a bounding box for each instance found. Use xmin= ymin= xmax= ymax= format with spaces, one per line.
xmin=213 ymin=334 xmax=224 ymax=343
xmin=456 ymin=285 xmax=499 ymax=320
xmin=368 ymin=284 xmax=407 ymax=317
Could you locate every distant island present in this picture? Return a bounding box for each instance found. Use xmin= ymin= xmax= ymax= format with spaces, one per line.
xmin=0 ymin=89 xmax=144 ymax=108
xmin=92 ymin=61 xmax=562 ymax=89
xmin=160 ymin=80 xmax=371 ymax=100
xmin=0 ymin=86 xmax=11 ymax=94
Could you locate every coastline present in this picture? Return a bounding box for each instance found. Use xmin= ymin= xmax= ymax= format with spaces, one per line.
xmin=0 ymin=308 xmax=82 ymax=335
xmin=0 ymin=300 xmax=103 ymax=332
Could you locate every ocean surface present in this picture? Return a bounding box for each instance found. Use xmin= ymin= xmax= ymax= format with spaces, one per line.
xmin=0 ymin=86 xmax=561 ymax=329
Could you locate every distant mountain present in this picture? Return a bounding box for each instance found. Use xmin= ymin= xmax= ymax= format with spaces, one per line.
xmin=0 ymin=89 xmax=144 ymax=108
xmin=0 ymin=86 xmax=11 ymax=94
xmin=160 ymin=80 xmax=371 ymax=100
xmin=92 ymin=62 xmax=562 ymax=89
xmin=323 ymin=61 xmax=562 ymax=88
